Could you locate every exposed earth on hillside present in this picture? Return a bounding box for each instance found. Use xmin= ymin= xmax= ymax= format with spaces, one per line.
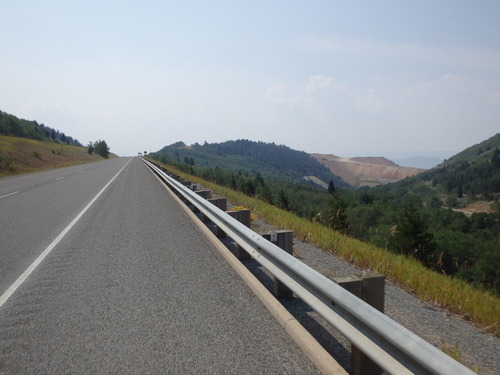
xmin=311 ymin=154 xmax=425 ymax=187
xmin=450 ymin=201 xmax=495 ymax=215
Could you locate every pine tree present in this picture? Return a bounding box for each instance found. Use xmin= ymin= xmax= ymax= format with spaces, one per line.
xmin=261 ymin=185 xmax=274 ymax=205
xmin=277 ymin=189 xmax=290 ymax=211
xmin=327 ymin=192 xmax=349 ymax=234
xmin=327 ymin=180 xmax=336 ymax=194
xmin=93 ymin=140 xmax=110 ymax=158
xmin=389 ymin=204 xmax=436 ymax=265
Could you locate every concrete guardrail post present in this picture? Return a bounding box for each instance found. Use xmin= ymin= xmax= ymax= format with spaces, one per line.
xmin=226 ymin=209 xmax=251 ymax=259
xmin=207 ymin=198 xmax=228 ymax=236
xmin=193 ymin=190 xmax=211 ymax=220
xmin=195 ymin=190 xmax=211 ymax=199
xmin=262 ymin=230 xmax=294 ymax=298
xmin=332 ymin=271 xmax=385 ymax=375
xmin=175 ymin=181 xmax=192 ymax=206
xmin=207 ymin=198 xmax=227 ymax=211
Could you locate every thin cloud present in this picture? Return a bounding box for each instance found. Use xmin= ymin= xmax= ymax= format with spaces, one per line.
xmin=299 ymin=36 xmax=500 ymax=73
xmin=265 ymin=83 xmax=289 ymax=103
xmin=489 ymin=91 xmax=500 ymax=105
xmin=306 ymin=75 xmax=347 ymax=92
xmin=355 ymin=89 xmax=385 ymax=113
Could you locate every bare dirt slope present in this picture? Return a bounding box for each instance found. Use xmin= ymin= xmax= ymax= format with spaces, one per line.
xmin=311 ymin=153 xmax=424 ymax=187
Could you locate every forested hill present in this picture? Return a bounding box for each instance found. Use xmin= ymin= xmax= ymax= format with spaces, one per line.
xmin=443 ymin=133 xmax=500 ymax=166
xmin=153 ymin=139 xmax=349 ymax=188
xmin=0 ymin=110 xmax=82 ymax=146
xmin=385 ymin=133 xmax=500 ymax=209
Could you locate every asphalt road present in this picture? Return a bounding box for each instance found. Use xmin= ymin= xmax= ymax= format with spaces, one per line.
xmin=0 ymin=157 xmax=319 ymax=374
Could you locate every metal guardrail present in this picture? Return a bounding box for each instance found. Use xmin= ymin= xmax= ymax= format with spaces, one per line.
xmin=142 ymin=158 xmax=477 ymax=375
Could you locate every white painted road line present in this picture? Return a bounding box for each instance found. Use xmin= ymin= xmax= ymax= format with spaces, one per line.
xmin=56 ymin=177 xmax=65 ymax=181
xmin=0 ymin=159 xmax=131 ymax=308
xmin=0 ymin=191 xmax=19 ymax=199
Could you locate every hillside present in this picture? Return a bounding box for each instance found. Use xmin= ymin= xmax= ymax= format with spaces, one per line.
xmin=311 ymin=154 xmax=424 ymax=187
xmin=0 ymin=110 xmax=82 ymax=146
xmin=0 ymin=135 xmax=108 ymax=177
xmin=339 ymin=133 xmax=500 ymax=294
xmin=442 ymin=133 xmax=500 ymax=166
xmin=153 ymin=139 xmax=349 ymax=189
xmin=410 ymin=133 xmax=500 ymax=212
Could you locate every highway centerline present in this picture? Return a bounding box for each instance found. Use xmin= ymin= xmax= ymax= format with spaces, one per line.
xmin=0 ymin=159 xmax=131 ymax=308
xmin=0 ymin=191 xmax=19 ymax=199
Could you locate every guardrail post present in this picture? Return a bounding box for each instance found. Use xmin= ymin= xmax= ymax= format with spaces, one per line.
xmin=333 ymin=271 xmax=385 ymax=375
xmin=262 ymin=230 xmax=294 ymax=298
xmin=356 ymin=271 xmax=385 ymax=312
xmin=195 ymin=189 xmax=211 ymax=199
xmin=193 ymin=190 xmax=212 ymax=220
xmin=207 ymin=198 xmax=227 ymax=211
xmin=208 ymin=198 xmax=228 ymax=236
xmin=226 ymin=209 xmax=251 ymax=259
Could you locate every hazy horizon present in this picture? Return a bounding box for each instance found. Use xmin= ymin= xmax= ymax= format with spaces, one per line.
xmin=2 ymin=1 xmax=499 ymax=158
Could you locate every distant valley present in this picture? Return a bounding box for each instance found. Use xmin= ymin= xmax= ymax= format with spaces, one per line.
xmin=392 ymin=156 xmax=443 ymax=169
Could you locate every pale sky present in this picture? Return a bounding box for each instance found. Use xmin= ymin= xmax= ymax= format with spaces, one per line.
xmin=1 ymin=1 xmax=499 ymax=158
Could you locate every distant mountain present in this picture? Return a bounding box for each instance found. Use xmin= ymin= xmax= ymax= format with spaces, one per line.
xmin=310 ymin=154 xmax=424 ymax=188
xmin=152 ymin=139 xmax=350 ymax=189
xmin=393 ymin=156 xmax=443 ymax=169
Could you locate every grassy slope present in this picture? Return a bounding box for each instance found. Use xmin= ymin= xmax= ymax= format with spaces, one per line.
xmin=152 ymin=159 xmax=499 ymax=336
xmin=0 ymin=135 xmax=112 ymax=177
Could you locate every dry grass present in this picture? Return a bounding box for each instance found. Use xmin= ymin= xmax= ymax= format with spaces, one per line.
xmin=154 ymin=159 xmax=500 ymax=336
xmin=462 ymin=201 xmax=495 ymax=214
xmin=0 ymin=135 xmax=113 ymax=177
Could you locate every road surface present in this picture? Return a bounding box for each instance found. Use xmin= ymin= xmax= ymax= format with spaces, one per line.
xmin=0 ymin=157 xmax=319 ymax=374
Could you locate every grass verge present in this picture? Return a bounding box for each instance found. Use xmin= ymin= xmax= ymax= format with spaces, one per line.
xmin=153 ymin=159 xmax=500 ymax=336
xmin=0 ymin=135 xmax=115 ymax=177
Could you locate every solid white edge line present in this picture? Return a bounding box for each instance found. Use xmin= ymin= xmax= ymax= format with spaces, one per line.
xmin=0 ymin=191 xmax=19 ymax=199
xmin=0 ymin=158 xmax=132 ymax=308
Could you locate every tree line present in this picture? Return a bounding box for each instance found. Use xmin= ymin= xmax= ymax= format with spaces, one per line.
xmin=0 ymin=110 xmax=82 ymax=146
